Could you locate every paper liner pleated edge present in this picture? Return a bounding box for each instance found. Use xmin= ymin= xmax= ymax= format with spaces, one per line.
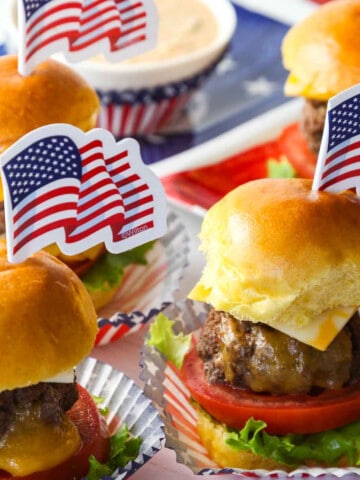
xmin=95 ymin=210 xmax=190 ymax=345
xmin=77 ymin=357 xmax=165 ymax=479
xmin=140 ymin=299 xmax=360 ymax=479
xmin=95 ymin=52 xmax=225 ymax=138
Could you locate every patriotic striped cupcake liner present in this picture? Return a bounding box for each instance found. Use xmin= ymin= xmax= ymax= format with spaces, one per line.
xmin=95 ymin=55 xmax=223 ymax=137
xmin=77 ymin=357 xmax=165 ymax=479
xmin=95 ymin=211 xmax=189 ymax=345
xmin=141 ymin=299 xmax=360 ymax=478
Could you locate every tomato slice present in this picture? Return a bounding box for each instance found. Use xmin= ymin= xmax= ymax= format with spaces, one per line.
xmin=181 ymin=345 xmax=360 ymax=436
xmin=0 ymin=384 xmax=110 ymax=480
xmin=278 ymin=123 xmax=317 ymax=179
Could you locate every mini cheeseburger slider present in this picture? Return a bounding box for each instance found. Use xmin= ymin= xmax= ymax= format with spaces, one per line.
xmin=182 ymin=178 xmax=360 ymax=469
xmin=282 ymin=0 xmax=360 ymax=156
xmin=0 ymin=238 xmax=110 ymax=479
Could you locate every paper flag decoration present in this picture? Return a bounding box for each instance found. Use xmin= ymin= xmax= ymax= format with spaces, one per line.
xmin=313 ymin=84 xmax=360 ymax=193
xmin=0 ymin=124 xmax=167 ymax=263
xmin=17 ymin=0 xmax=159 ymax=76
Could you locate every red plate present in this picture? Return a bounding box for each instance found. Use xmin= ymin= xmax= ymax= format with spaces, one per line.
xmin=162 ymin=122 xmax=317 ymax=211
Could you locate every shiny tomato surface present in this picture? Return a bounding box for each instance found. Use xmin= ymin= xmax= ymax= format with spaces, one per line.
xmin=278 ymin=123 xmax=317 ymax=179
xmin=181 ymin=345 xmax=360 ymax=435
xmin=0 ymin=384 xmax=110 ymax=480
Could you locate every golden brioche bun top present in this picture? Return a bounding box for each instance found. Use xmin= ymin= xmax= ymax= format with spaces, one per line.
xmin=189 ymin=178 xmax=360 ymax=331
xmin=0 ymin=55 xmax=99 ymax=155
xmin=0 ymin=239 xmax=98 ymax=391
xmin=282 ymin=0 xmax=360 ymax=100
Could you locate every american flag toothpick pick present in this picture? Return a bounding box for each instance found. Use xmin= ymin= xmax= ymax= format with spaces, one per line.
xmin=17 ymin=0 xmax=158 ymax=76
xmin=312 ymin=84 xmax=360 ymax=194
xmin=0 ymin=124 xmax=167 ymax=263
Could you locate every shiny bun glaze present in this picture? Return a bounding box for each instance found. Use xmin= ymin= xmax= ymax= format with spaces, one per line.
xmin=189 ymin=178 xmax=360 ymax=331
xmin=0 ymin=55 xmax=99 ymax=154
xmin=282 ymin=0 xmax=360 ymax=100
xmin=0 ymin=239 xmax=98 ymax=391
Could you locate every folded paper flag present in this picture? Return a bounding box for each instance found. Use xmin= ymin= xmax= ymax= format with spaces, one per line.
xmin=0 ymin=124 xmax=167 ymax=263
xmin=313 ymin=84 xmax=360 ymax=193
xmin=18 ymin=0 xmax=158 ymax=76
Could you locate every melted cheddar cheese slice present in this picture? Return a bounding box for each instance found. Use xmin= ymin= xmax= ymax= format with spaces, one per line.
xmin=0 ymin=405 xmax=81 ymax=476
xmin=272 ymin=306 xmax=356 ymax=351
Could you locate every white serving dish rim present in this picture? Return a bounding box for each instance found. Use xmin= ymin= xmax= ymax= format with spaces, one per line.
xmin=60 ymin=0 xmax=237 ymax=90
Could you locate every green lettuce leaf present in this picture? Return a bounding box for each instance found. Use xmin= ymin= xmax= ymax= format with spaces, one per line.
xmin=86 ymin=424 xmax=142 ymax=480
xmin=91 ymin=395 xmax=109 ymax=416
xmin=146 ymin=313 xmax=192 ymax=368
xmin=82 ymin=241 xmax=154 ymax=293
xmin=267 ymin=157 xmax=296 ymax=179
xmin=147 ymin=315 xmax=360 ymax=468
xmin=226 ymin=417 xmax=360 ymax=467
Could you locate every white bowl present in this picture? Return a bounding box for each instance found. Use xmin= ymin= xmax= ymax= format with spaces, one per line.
xmin=70 ymin=0 xmax=236 ymax=90
xmin=3 ymin=0 xmax=236 ymax=137
xmin=72 ymin=0 xmax=236 ymax=137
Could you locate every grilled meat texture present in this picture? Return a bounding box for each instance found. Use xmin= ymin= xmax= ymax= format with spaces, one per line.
xmin=300 ymin=99 xmax=327 ymax=155
xmin=197 ymin=309 xmax=359 ymax=395
xmin=0 ymin=381 xmax=79 ymax=439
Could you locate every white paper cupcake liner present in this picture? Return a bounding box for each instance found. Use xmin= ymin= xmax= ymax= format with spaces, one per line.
xmin=95 ymin=211 xmax=189 ymax=345
xmin=96 ymin=90 xmax=193 ymax=138
xmin=77 ymin=357 xmax=165 ymax=479
xmin=141 ymin=300 xmax=360 ymax=479
xmin=95 ymin=57 xmax=221 ymax=138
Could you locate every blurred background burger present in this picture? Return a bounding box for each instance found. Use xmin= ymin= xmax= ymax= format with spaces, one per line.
xmin=282 ymin=0 xmax=360 ymax=156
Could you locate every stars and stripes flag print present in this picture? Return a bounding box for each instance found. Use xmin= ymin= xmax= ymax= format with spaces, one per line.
xmin=18 ymin=0 xmax=158 ymax=76
xmin=112 ymin=0 xmax=158 ymax=59
xmin=0 ymin=124 xmax=167 ymax=263
xmin=313 ymin=84 xmax=360 ymax=194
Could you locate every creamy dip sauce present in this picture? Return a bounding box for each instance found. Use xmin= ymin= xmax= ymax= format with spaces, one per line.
xmin=95 ymin=0 xmax=218 ymax=64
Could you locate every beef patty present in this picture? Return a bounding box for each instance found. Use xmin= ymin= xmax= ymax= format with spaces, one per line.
xmin=197 ymin=309 xmax=360 ymax=395
xmin=0 ymin=381 xmax=79 ymax=439
xmin=300 ymin=99 xmax=327 ymax=155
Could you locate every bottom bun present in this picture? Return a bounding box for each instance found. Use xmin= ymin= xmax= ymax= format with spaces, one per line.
xmin=196 ymin=406 xmax=288 ymax=471
xmin=195 ymin=406 xmax=353 ymax=471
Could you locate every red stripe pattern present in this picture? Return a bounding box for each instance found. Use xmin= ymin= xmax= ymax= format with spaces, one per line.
xmin=97 ymin=93 xmax=191 ymax=137
xmin=1 ymin=126 xmax=165 ymax=263
xmin=19 ymin=0 xmax=157 ymax=75
xmin=314 ymin=89 xmax=360 ymax=193
xmin=64 ymin=139 xmax=125 ymax=243
xmin=2 ymin=134 xmax=82 ymax=258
